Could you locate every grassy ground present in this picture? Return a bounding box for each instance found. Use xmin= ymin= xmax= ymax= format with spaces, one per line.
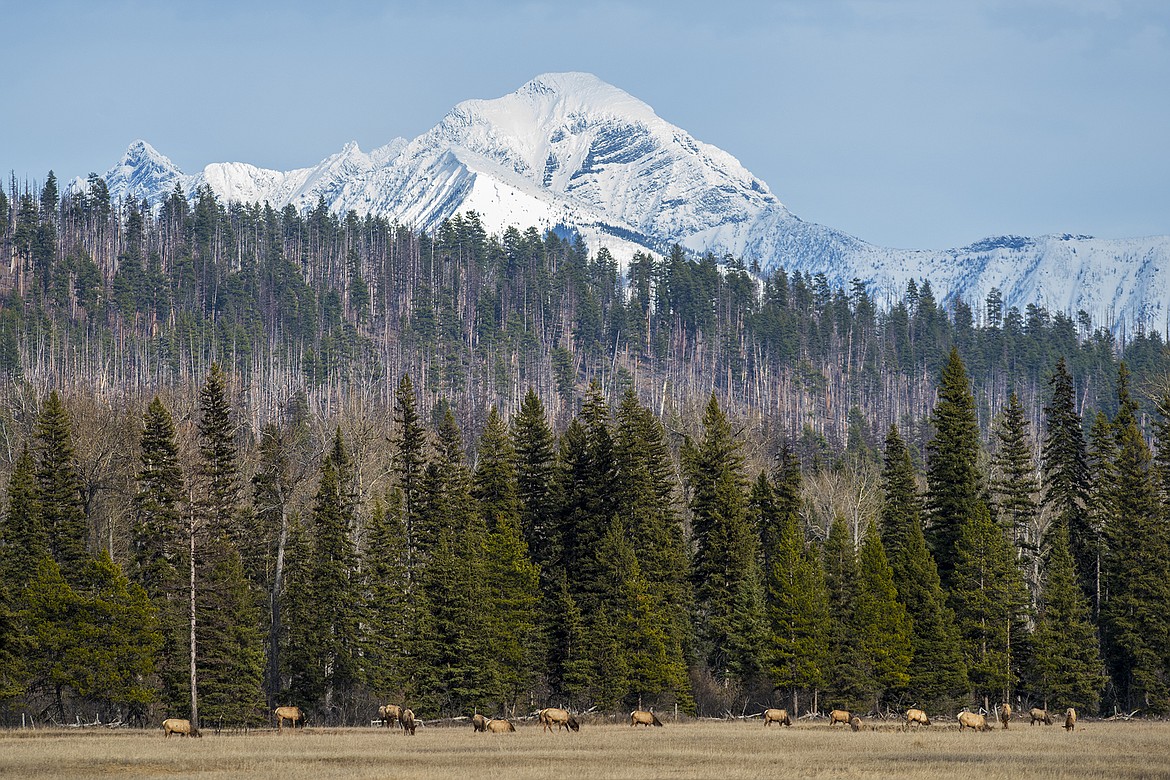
xmin=0 ymin=718 xmax=1164 ymax=779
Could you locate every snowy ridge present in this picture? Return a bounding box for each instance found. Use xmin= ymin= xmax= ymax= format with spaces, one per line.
xmin=93 ymin=72 xmax=1170 ymax=331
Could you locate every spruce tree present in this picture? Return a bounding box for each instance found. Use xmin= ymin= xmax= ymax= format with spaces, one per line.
xmin=34 ymin=391 xmax=88 ymax=580
xmin=393 ymin=374 xmax=428 ymax=580
xmin=473 ymin=407 xmax=520 ymax=531
xmin=1041 ymin=358 xmax=1094 ymax=607
xmin=479 ymin=512 xmax=542 ymax=712
xmin=1030 ymin=522 xmax=1106 ymax=712
xmin=878 ymin=425 xmax=919 ymax=562
xmin=762 ymin=467 xmax=830 ymax=715
xmin=925 ymin=348 xmax=982 ymax=588
xmin=949 ymin=503 xmax=1032 ymax=705
xmin=360 ymin=492 xmax=411 ymax=700
xmin=1100 ymin=366 xmax=1170 ymax=713
xmin=0 ymin=579 xmax=25 ymax=704
xmin=512 ymin=389 xmax=559 ymax=580
xmin=990 ymin=391 xmax=1041 ymax=602
xmin=822 ymin=514 xmax=867 ymax=709
xmin=684 ymin=393 xmax=764 ymax=684
xmin=2 ymin=443 xmax=45 ymax=584
xmin=853 ymin=525 xmax=912 ymax=711
xmin=1084 ymin=410 xmax=1116 ymax=620
xmin=131 ymin=397 xmax=187 ymax=714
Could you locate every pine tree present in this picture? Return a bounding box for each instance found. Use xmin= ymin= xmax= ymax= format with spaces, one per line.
xmin=2 ymin=443 xmax=45 ymax=584
xmin=1084 ymin=411 xmax=1116 ymax=620
xmin=360 ymin=492 xmax=411 ymax=700
xmin=684 ymin=393 xmax=764 ymax=684
xmin=474 ymin=407 xmax=519 ymax=531
xmin=762 ymin=465 xmax=830 ymax=715
xmin=949 ymin=503 xmax=1032 ymax=705
xmin=1041 ymin=358 xmax=1094 ymax=608
xmin=0 ymin=578 xmax=25 ymax=704
xmin=1030 ymin=522 xmax=1106 ymax=712
xmin=822 ymin=514 xmax=868 ymax=709
xmin=878 ymin=425 xmax=919 ymax=562
xmin=479 ymin=512 xmax=542 ymax=712
xmin=34 ymin=391 xmax=88 ymax=580
xmin=192 ymin=363 xmax=264 ymax=727
xmin=393 ymin=374 xmax=428 ymax=580
xmin=853 ymin=525 xmax=913 ymax=711
xmin=990 ymin=391 xmax=1041 ymax=602
xmin=925 ymin=348 xmax=982 ymax=588
xmin=131 ymin=397 xmax=187 ymax=714
xmin=513 ymin=389 xmax=559 ymax=577
xmin=1100 ymin=365 xmax=1170 ymax=713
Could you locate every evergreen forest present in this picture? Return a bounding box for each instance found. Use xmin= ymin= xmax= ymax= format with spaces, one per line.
xmin=0 ymin=173 xmax=1169 ymax=727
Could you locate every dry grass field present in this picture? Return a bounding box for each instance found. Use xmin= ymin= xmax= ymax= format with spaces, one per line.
xmin=0 ymin=718 xmax=1165 ymax=779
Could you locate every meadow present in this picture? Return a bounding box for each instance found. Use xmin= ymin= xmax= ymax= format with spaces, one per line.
xmin=0 ymin=718 xmax=1164 ymax=779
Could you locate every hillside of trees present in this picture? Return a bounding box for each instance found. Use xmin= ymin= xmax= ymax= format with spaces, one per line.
xmin=0 ymin=173 xmax=1168 ymax=726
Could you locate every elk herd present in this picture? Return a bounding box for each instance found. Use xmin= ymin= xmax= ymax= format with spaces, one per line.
xmin=158 ymin=702 xmax=1083 ymax=737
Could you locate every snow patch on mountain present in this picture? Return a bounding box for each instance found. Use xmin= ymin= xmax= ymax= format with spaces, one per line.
xmin=93 ymin=73 xmax=1170 ymax=333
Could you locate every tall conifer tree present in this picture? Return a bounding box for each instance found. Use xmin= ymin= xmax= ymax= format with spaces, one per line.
xmin=34 ymin=391 xmax=88 ymax=579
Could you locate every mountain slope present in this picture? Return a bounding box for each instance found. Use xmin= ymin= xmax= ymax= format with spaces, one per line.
xmin=95 ymin=72 xmax=1170 ymax=331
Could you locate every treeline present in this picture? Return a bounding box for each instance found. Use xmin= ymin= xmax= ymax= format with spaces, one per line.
xmin=1 ymin=346 xmax=1168 ymax=728
xmin=2 ymin=172 xmax=1170 ymax=454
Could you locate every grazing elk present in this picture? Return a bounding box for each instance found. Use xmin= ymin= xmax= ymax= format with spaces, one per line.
xmin=958 ymin=711 xmax=992 ymax=732
xmin=828 ymin=710 xmax=851 ymax=727
xmin=999 ymin=703 xmax=1012 ymax=729
xmin=274 ymin=706 xmax=305 ymax=732
xmin=472 ymin=713 xmax=488 ymax=732
xmin=486 ymin=718 xmax=516 ymax=733
xmin=905 ymin=709 xmax=931 ymax=729
xmin=630 ymin=710 xmax=664 ymax=727
xmin=162 ymin=718 xmax=201 ymax=738
xmin=849 ymin=716 xmax=864 ymax=732
xmin=539 ymin=708 xmax=580 ymax=732
xmin=379 ymin=704 xmax=401 ymax=729
xmin=763 ymin=709 xmax=792 ymax=727
xmin=401 ymin=708 xmax=417 ymax=735
xmin=1030 ymin=707 xmax=1053 ymax=726
xmin=1065 ymin=708 xmax=1077 ymax=731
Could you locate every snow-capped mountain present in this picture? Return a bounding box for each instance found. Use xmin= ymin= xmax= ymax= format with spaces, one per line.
xmin=94 ymin=72 xmax=1170 ymax=331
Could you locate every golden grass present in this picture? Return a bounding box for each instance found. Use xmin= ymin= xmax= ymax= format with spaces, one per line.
xmin=0 ymin=719 xmax=1165 ymax=779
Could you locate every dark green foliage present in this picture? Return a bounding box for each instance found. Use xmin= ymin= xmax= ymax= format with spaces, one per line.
xmin=684 ymin=394 xmax=764 ymax=685
xmin=1041 ymin=358 xmax=1094 ymax=607
xmin=360 ymin=493 xmax=411 ymax=700
xmin=23 ymin=554 xmax=160 ymax=721
xmin=2 ymin=444 xmax=45 ymax=582
xmin=880 ymin=425 xmax=967 ymax=708
xmin=1030 ymin=522 xmax=1106 ymax=712
xmin=852 ymin=525 xmax=913 ymax=710
xmin=513 ymin=389 xmax=559 ymax=579
xmin=948 ymin=502 xmax=1032 ymax=703
xmin=761 ymin=467 xmax=830 ymax=714
xmin=34 ymin=391 xmax=88 ymax=580
xmin=925 ymin=348 xmax=983 ymax=588
xmin=822 ymin=514 xmax=867 ymax=709
xmin=196 ymin=364 xmax=240 ymax=541
xmin=131 ymin=397 xmax=187 ymax=713
xmin=1099 ymin=365 xmax=1170 ymax=713
xmin=990 ymin=392 xmax=1041 ymax=600
xmin=0 ymin=579 xmax=25 ymax=703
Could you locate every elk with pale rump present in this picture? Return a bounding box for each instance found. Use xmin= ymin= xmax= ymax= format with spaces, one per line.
xmin=162 ymin=718 xmax=201 ymax=738
xmin=1030 ymin=707 xmax=1053 ymax=725
xmin=472 ymin=713 xmax=488 ymax=732
xmin=828 ymin=709 xmax=851 ymax=727
xmin=904 ymin=709 xmax=931 ymax=729
xmin=1065 ymin=708 xmax=1077 ymax=731
xmin=958 ymin=711 xmax=992 ymax=732
xmin=763 ymin=708 xmax=791 ymax=727
xmin=486 ymin=718 xmax=516 ymax=733
xmin=378 ymin=704 xmax=401 ymax=729
xmin=539 ymin=707 xmax=580 ymax=732
xmin=999 ymin=703 xmax=1012 ymax=729
xmin=401 ymin=708 xmax=417 ymax=735
xmin=630 ymin=710 xmax=663 ymax=727
xmin=274 ymin=706 xmax=305 ymax=732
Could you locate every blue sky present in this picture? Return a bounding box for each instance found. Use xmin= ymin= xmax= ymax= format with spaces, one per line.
xmin=3 ymin=0 xmax=1167 ymax=249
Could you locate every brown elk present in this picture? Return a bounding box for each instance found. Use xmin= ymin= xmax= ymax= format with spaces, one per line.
xmin=763 ymin=708 xmax=791 ymax=727
xmin=999 ymin=703 xmax=1012 ymax=729
xmin=1064 ymin=708 xmax=1077 ymax=731
xmin=539 ymin=707 xmax=580 ymax=732
xmin=379 ymin=704 xmax=401 ymax=729
xmin=274 ymin=706 xmax=305 ymax=732
xmin=849 ymin=715 xmax=864 ymax=732
xmin=828 ymin=709 xmax=851 ymax=727
xmin=401 ymin=708 xmax=417 ymax=735
xmin=162 ymin=718 xmax=201 ymax=738
xmin=630 ymin=710 xmax=664 ymax=727
xmin=472 ymin=713 xmax=488 ymax=732
xmin=1030 ymin=707 xmax=1053 ymax=726
xmin=905 ymin=709 xmax=931 ymax=729
xmin=957 ymin=711 xmax=992 ymax=732
xmin=486 ymin=718 xmax=516 ymax=733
